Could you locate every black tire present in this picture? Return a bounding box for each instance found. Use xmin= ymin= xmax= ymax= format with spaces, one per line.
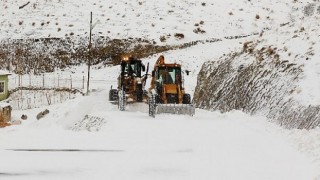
xmin=149 ymin=94 xmax=156 ymax=118
xmin=136 ymin=84 xmax=143 ymax=102
xmin=155 ymin=94 xmax=162 ymax=104
xmin=118 ymin=88 xmax=126 ymax=111
xmin=183 ymin=94 xmax=191 ymax=104
xmin=109 ymin=89 xmax=118 ymax=101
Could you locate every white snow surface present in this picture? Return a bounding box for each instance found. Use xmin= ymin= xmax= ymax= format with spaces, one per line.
xmin=0 ymin=91 xmax=319 ymax=180
xmin=1 ymin=0 xmax=320 ymax=179
xmin=0 ymin=58 xmax=319 ymax=180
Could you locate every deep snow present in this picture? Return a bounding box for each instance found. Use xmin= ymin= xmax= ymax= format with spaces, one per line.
xmin=1 ymin=57 xmax=320 ymax=179
xmin=1 ymin=0 xmax=320 ymax=179
xmin=1 ymin=88 xmax=319 ymax=180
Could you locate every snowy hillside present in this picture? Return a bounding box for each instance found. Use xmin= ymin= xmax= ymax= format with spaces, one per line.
xmin=1 ymin=0 xmax=292 ymax=44
xmin=193 ymin=1 xmax=320 ymax=129
xmin=1 ymin=0 xmax=320 ymax=179
xmin=0 ymin=0 xmax=296 ymax=74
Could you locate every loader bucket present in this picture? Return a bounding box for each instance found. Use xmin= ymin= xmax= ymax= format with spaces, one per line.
xmin=155 ymin=104 xmax=195 ymax=116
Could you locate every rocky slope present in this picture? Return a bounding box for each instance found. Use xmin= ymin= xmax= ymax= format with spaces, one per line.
xmin=194 ymin=2 xmax=320 ymax=129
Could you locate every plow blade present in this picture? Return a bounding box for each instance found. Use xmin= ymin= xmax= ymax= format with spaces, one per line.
xmin=156 ymin=104 xmax=195 ymax=116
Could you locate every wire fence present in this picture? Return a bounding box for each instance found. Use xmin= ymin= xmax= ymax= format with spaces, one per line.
xmin=10 ymin=89 xmax=78 ymax=110
xmin=8 ymin=73 xmax=116 ymax=110
xmin=9 ymin=74 xmax=86 ymax=90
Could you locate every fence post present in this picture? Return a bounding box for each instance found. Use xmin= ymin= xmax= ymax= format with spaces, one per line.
xmin=82 ymin=76 xmax=85 ymax=89
xmin=29 ymin=74 xmax=31 ymax=87
xmin=70 ymin=75 xmax=72 ymax=89
xmin=42 ymin=74 xmax=45 ymax=88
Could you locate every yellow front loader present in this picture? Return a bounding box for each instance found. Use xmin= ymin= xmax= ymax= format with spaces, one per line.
xmin=148 ymin=55 xmax=195 ymax=117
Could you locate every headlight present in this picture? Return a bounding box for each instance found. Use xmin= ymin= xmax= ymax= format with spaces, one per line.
xmin=136 ymin=77 xmax=142 ymax=84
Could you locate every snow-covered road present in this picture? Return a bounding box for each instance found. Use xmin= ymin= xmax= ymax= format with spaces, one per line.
xmin=0 ymin=88 xmax=318 ymax=180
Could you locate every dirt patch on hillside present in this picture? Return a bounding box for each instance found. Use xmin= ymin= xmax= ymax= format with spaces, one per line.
xmin=0 ymin=36 xmax=221 ymax=75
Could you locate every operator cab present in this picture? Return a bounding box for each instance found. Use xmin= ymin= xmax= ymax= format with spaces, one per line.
xmin=120 ymin=57 xmax=145 ymax=77
xmin=155 ymin=66 xmax=182 ymax=85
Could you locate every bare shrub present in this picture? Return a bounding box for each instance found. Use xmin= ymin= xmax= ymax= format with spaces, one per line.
xmin=304 ymin=3 xmax=315 ymax=16
xmin=160 ymin=36 xmax=166 ymax=42
xmin=243 ymin=41 xmax=253 ymax=52
xmin=174 ymin=33 xmax=185 ymax=39
xmin=267 ymin=46 xmax=274 ymax=55
xmin=193 ymin=27 xmax=206 ymax=34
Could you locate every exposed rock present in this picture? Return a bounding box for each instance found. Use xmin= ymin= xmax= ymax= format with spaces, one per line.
xmin=36 ymin=109 xmax=50 ymax=120
xmin=21 ymin=114 xmax=28 ymax=120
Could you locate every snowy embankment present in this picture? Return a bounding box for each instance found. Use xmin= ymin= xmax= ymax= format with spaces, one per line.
xmin=193 ymin=2 xmax=320 ymax=129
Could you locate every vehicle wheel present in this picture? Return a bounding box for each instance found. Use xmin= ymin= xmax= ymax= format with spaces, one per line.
xmin=155 ymin=94 xmax=162 ymax=104
xmin=136 ymin=84 xmax=143 ymax=102
xmin=118 ymin=87 xmax=126 ymax=111
xmin=149 ymin=94 xmax=156 ymax=118
xmin=183 ymin=94 xmax=191 ymax=104
xmin=109 ymin=89 xmax=118 ymax=101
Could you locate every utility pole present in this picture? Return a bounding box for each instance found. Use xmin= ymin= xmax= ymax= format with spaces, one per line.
xmin=87 ymin=12 xmax=92 ymax=95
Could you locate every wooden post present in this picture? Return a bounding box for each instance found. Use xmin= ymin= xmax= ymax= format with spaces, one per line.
xmin=29 ymin=74 xmax=31 ymax=87
xmin=70 ymin=75 xmax=72 ymax=89
xmin=20 ymin=74 xmax=22 ymax=96
xmin=83 ymin=76 xmax=85 ymax=89
xmin=87 ymin=12 xmax=92 ymax=95
xmin=42 ymin=74 xmax=45 ymax=88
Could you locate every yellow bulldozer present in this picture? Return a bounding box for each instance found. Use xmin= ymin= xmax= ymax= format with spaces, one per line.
xmin=148 ymin=55 xmax=195 ymax=117
xmin=109 ymin=56 xmax=149 ymax=111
